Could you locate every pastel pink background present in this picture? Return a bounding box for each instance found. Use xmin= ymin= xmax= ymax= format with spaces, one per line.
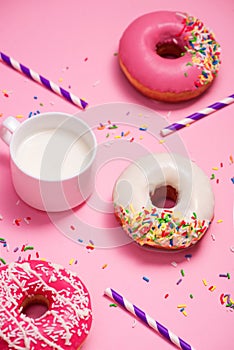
xmin=0 ymin=1 xmax=234 ymax=349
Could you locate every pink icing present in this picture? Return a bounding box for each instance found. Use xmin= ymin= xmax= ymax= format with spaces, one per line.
xmin=0 ymin=260 xmax=92 ymax=350
xmin=119 ymin=11 xmax=220 ymax=93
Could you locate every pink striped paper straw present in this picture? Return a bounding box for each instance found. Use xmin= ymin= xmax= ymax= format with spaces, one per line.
xmin=161 ymin=94 xmax=234 ymax=136
xmin=0 ymin=52 xmax=87 ymax=109
xmin=105 ymin=287 xmax=195 ymax=350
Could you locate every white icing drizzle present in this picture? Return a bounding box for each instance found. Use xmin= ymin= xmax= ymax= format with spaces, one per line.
xmin=0 ymin=303 xmax=30 ymax=349
xmin=0 ymin=260 xmax=92 ymax=350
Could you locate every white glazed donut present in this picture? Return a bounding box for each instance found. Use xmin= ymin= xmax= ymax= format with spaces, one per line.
xmin=113 ymin=153 xmax=214 ymax=250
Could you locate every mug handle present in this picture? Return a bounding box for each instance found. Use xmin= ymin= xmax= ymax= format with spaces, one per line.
xmin=0 ymin=116 xmax=21 ymax=145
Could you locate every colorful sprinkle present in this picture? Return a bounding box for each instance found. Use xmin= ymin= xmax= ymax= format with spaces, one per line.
xmin=139 ymin=124 xmax=148 ymax=131
xmin=108 ymin=124 xmax=118 ymax=130
xmin=97 ymin=124 xmax=105 ymax=130
xmin=13 ymin=218 xmax=22 ymax=226
xmin=176 ymin=278 xmax=183 ymax=285
xmin=69 ymin=258 xmax=75 ymax=265
xmin=209 ymin=285 xmax=216 ymax=292
xmin=0 ymin=258 xmax=6 ymax=265
xmin=114 ymin=204 xmax=210 ymax=249
xmin=2 ymin=90 xmax=9 ymax=97
xmin=86 ymin=244 xmax=95 ymax=250
xmin=182 ymin=310 xmax=188 ymax=317
xmin=23 ymin=246 xmax=34 ymax=251
xmin=220 ymin=294 xmax=225 ymax=305
xmin=109 ymin=303 xmax=117 ymax=307
xmin=221 ymin=294 xmax=234 ymax=309
xmin=179 ymin=15 xmax=221 ymax=87
xmin=177 ymin=304 xmax=187 ymax=308
xmin=143 ymin=276 xmax=150 ymax=283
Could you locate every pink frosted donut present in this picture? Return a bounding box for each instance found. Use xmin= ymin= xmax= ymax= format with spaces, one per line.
xmin=119 ymin=11 xmax=221 ymax=102
xmin=0 ymin=260 xmax=92 ymax=350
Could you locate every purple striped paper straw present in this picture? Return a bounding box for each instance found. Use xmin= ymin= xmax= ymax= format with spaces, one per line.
xmin=0 ymin=52 xmax=87 ymax=109
xmin=161 ymin=94 xmax=234 ymax=136
xmin=105 ymin=287 xmax=195 ymax=350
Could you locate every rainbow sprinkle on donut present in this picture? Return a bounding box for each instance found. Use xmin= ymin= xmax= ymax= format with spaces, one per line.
xmin=180 ymin=14 xmax=221 ymax=88
xmin=115 ymin=204 xmax=211 ymax=250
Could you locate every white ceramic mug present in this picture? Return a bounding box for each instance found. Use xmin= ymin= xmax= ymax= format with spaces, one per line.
xmin=0 ymin=112 xmax=97 ymax=212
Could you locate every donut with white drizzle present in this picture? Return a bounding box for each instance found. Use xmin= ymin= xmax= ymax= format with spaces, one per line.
xmin=0 ymin=260 xmax=92 ymax=350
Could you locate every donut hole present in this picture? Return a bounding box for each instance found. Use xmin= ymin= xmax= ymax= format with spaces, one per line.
xmin=156 ymin=42 xmax=185 ymax=59
xmin=150 ymin=185 xmax=178 ymax=208
xmin=20 ymin=295 xmax=50 ymax=319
